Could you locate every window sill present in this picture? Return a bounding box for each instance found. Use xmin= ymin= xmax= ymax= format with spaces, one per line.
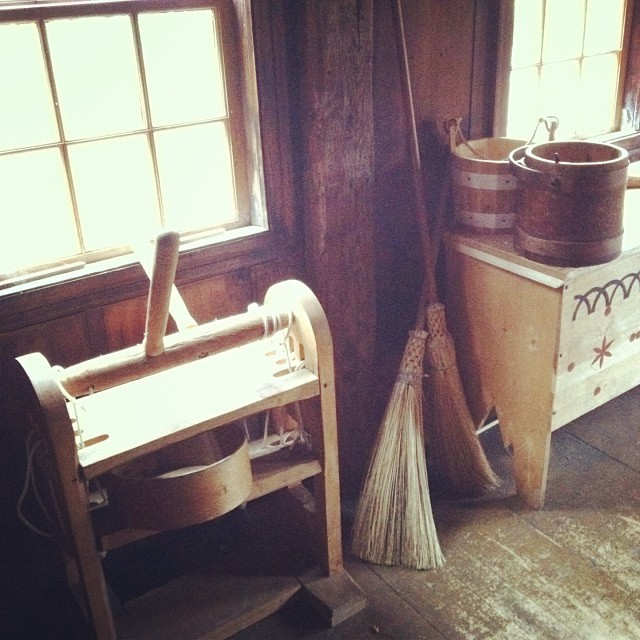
xmin=0 ymin=225 xmax=293 ymax=332
xmin=589 ymin=130 xmax=640 ymax=160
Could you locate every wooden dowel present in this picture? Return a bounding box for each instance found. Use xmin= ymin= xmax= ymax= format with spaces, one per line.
xmin=59 ymin=307 xmax=292 ymax=397
xmin=143 ymin=231 xmax=180 ymax=357
xmin=137 ymin=236 xmax=197 ymax=332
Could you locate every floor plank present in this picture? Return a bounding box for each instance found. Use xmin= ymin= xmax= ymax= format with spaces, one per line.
xmin=563 ymin=385 xmax=640 ymax=473
xmin=374 ymin=495 xmax=640 ymax=639
xmin=12 ymin=388 xmax=640 ymax=639
xmin=229 ymin=388 xmax=640 ymax=639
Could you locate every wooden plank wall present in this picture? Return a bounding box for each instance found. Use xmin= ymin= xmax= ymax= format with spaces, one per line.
xmin=1 ymin=3 xmax=498 ymax=620
xmin=289 ymin=0 xmax=377 ymax=488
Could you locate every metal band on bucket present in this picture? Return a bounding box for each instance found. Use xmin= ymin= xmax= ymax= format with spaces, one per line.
xmin=515 ymin=227 xmax=623 ymax=264
xmin=456 ymin=210 xmax=516 ymax=230
xmin=454 ymin=170 xmax=516 ymax=191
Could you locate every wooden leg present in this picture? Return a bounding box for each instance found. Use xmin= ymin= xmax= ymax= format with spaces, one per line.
xmin=66 ymin=483 xmax=117 ymax=639
xmin=444 ymin=246 xmax=561 ymax=510
xmin=496 ymin=405 xmax=552 ymax=509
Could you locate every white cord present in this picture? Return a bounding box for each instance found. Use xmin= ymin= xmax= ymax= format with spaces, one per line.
xmin=17 ymin=432 xmax=54 ymax=538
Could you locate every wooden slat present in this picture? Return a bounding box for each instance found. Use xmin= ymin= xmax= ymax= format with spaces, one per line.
xmin=116 ymin=573 xmax=302 ymax=640
xmin=248 ymin=457 xmax=322 ymax=502
xmin=77 ymin=341 xmax=319 ymax=478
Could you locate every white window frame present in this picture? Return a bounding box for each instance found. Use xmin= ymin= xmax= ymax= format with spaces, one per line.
xmin=494 ymin=0 xmax=635 ymax=143
xmin=0 ymin=0 xmax=267 ymax=290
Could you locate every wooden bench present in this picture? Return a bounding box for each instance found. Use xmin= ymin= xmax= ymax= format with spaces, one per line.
xmin=445 ymin=189 xmax=640 ymax=508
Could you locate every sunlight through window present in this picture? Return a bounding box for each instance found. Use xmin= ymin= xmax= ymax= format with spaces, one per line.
xmin=0 ymin=1 xmax=257 ymax=282
xmin=505 ymin=0 xmax=628 ymax=140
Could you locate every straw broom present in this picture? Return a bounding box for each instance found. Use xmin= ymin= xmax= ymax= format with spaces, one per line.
xmin=350 ymin=0 xmax=445 ymax=570
xmin=351 ymin=329 xmax=444 ymax=569
xmin=422 ymin=124 xmax=499 ymax=497
xmin=424 ymin=301 xmax=499 ymax=495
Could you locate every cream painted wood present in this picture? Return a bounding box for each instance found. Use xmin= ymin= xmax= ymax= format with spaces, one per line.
xmin=445 ymin=190 xmax=640 ymax=508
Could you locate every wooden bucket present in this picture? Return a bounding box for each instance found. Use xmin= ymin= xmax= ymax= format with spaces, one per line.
xmin=452 ymin=137 xmax=526 ymax=233
xmin=107 ymin=423 xmax=252 ymax=530
xmin=509 ymin=141 xmax=629 ymax=266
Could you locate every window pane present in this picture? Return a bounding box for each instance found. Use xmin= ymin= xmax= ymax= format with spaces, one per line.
xmin=512 ymin=0 xmax=544 ymax=68
xmin=46 ymin=15 xmax=145 ymax=140
xmin=155 ymin=123 xmax=236 ymax=231
xmin=68 ymin=136 xmax=160 ymax=249
xmin=506 ymin=67 xmax=540 ymax=140
xmin=542 ymin=0 xmax=585 ymax=63
xmin=139 ymin=10 xmax=226 ymax=126
xmin=0 ymin=23 xmax=59 ymax=151
xmin=540 ymin=60 xmax=580 ymax=137
xmin=584 ymin=0 xmax=625 ymax=55
xmin=579 ymin=54 xmax=620 ymax=135
xmin=0 ymin=150 xmax=77 ymax=274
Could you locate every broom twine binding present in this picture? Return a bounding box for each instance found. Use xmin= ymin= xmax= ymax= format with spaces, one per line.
xmin=396 ymin=330 xmax=428 ymax=386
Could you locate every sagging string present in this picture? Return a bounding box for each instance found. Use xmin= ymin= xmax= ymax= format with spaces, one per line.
xmin=527 ymin=115 xmax=560 ymax=144
xmin=451 ymin=120 xmax=487 ymax=160
xmin=451 ymin=115 xmax=561 ymax=159
xmin=17 ymin=431 xmax=54 ymax=538
xmin=247 ymin=302 xmax=311 ymax=455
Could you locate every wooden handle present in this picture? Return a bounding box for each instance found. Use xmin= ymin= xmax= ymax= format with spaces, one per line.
xmin=138 ymin=239 xmax=197 ymax=332
xmin=446 ymin=117 xmax=462 ymax=154
xmin=392 ymin=0 xmax=437 ymax=325
xmin=60 ymin=306 xmax=293 ymax=397
xmin=143 ymin=231 xmax=180 ymax=357
xmin=627 ymin=175 xmax=640 ymax=189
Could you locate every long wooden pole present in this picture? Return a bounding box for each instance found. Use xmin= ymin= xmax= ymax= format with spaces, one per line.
xmin=392 ymin=0 xmax=438 ymax=322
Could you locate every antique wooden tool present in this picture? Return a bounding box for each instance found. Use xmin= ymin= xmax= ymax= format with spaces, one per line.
xmin=12 ymin=235 xmax=366 ymax=639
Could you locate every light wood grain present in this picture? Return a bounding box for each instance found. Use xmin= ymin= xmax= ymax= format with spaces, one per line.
xmin=14 ymin=278 xmax=358 ymax=639
xmin=445 ymin=189 xmax=640 ymax=508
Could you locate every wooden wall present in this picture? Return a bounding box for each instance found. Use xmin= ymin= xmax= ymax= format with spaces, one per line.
xmin=1 ymin=0 xmax=498 ymax=623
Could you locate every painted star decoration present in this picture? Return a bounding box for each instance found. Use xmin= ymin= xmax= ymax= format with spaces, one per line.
xmin=592 ymin=335 xmax=614 ymax=368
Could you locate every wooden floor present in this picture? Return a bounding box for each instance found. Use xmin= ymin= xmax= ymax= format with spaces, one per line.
xmin=10 ymin=385 xmax=640 ymax=639
xmin=233 ymin=384 xmax=640 ymax=640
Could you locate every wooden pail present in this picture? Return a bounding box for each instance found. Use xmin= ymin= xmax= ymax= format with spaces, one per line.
xmin=509 ymin=141 xmax=629 ymax=267
xmin=452 ymin=137 xmax=526 ymax=233
xmin=107 ymin=423 xmax=251 ymax=530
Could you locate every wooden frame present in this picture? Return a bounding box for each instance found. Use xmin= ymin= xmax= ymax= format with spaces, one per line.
xmin=0 ymin=0 xmax=272 ymax=289
xmin=12 ymin=279 xmax=365 ymax=639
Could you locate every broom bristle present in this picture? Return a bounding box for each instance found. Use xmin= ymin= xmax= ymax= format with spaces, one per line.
xmin=351 ymin=331 xmax=445 ymax=570
xmin=424 ymin=303 xmax=499 ymax=495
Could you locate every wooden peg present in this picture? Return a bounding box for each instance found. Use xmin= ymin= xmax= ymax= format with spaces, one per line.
xmin=143 ymin=231 xmax=180 ymax=357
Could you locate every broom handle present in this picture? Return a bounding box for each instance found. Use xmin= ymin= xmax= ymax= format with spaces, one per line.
xmin=143 ymin=231 xmax=181 ymax=356
xmin=392 ymin=0 xmax=438 ymax=327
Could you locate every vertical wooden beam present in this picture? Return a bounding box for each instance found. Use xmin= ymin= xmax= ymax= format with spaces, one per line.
xmin=251 ymin=0 xmax=299 ymax=244
xmin=292 ymin=0 xmax=377 ymax=489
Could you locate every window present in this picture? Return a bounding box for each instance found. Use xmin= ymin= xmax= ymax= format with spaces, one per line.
xmin=0 ymin=0 xmax=265 ymax=285
xmin=495 ymin=0 xmax=633 ymax=141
